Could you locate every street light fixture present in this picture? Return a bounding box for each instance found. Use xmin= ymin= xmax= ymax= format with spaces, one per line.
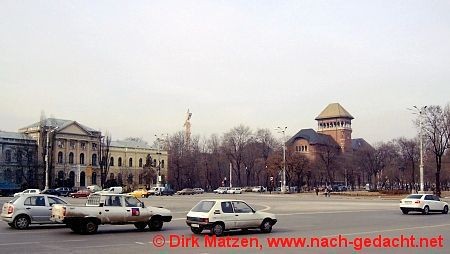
xmin=275 ymin=126 xmax=287 ymax=194
xmin=45 ymin=126 xmax=58 ymax=190
xmin=408 ymin=105 xmax=427 ymax=193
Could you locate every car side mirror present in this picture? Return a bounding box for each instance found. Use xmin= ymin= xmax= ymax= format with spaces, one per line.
xmin=99 ymin=202 xmax=104 ymax=207
xmin=214 ymin=210 xmax=221 ymax=215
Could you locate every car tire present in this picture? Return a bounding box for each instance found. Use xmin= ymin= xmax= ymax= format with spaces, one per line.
xmin=260 ymin=219 xmax=273 ymax=233
xmin=134 ymin=222 xmax=147 ymax=231
xmin=8 ymin=222 xmax=16 ymax=228
xmin=83 ymin=220 xmax=98 ymax=234
xmin=211 ymin=223 xmax=225 ymax=237
xmin=69 ymin=223 xmax=82 ymax=233
xmin=149 ymin=217 xmax=163 ymax=231
xmin=190 ymin=226 xmax=203 ymax=234
xmin=422 ymin=205 xmax=430 ymax=215
xmin=14 ymin=215 xmax=30 ymax=230
xmin=443 ymin=205 xmax=448 ymax=214
xmin=401 ymin=209 xmax=409 ymax=215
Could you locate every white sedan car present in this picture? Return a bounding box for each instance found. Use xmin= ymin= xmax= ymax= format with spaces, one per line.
xmin=13 ymin=189 xmax=41 ymax=197
xmin=227 ymin=187 xmax=242 ymax=194
xmin=186 ymin=199 xmax=277 ymax=236
xmin=399 ymin=194 xmax=448 ymax=215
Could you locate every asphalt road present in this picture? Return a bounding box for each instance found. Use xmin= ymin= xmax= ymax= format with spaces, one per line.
xmin=1 ymin=193 xmax=449 ymax=254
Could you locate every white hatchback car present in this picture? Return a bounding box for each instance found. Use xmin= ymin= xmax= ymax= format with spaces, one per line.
xmin=186 ymin=199 xmax=277 ymax=236
xmin=399 ymin=194 xmax=448 ymax=215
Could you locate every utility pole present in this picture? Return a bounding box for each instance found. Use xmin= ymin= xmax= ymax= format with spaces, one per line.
xmin=409 ymin=105 xmax=427 ymax=193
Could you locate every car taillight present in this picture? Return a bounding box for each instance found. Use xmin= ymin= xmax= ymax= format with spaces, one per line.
xmin=7 ymin=205 xmax=14 ymax=214
xmin=414 ymin=200 xmax=421 ymax=204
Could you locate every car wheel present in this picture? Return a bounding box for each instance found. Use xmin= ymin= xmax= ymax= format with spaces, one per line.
xmin=83 ymin=220 xmax=98 ymax=234
xmin=401 ymin=208 xmax=409 ymax=214
xmin=211 ymin=223 xmax=224 ymax=237
xmin=190 ymin=226 xmax=203 ymax=234
xmin=422 ymin=205 xmax=430 ymax=215
xmin=443 ymin=205 xmax=448 ymax=214
xmin=134 ymin=222 xmax=147 ymax=231
xmin=260 ymin=219 xmax=273 ymax=233
xmin=149 ymin=217 xmax=163 ymax=231
xmin=8 ymin=222 xmax=16 ymax=228
xmin=14 ymin=215 xmax=30 ymax=230
xmin=68 ymin=223 xmax=82 ymax=233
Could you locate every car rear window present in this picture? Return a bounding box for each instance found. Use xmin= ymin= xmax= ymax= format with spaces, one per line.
xmin=191 ymin=201 xmax=215 ymax=212
xmin=406 ymin=195 xmax=423 ymax=199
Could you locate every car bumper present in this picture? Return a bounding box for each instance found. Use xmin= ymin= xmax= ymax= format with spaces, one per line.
xmin=186 ymin=220 xmax=213 ymax=229
xmin=1 ymin=215 xmax=13 ymax=223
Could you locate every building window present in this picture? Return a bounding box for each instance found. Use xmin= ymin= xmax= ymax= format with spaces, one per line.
xmin=27 ymin=152 xmax=33 ymax=164
xmin=5 ymin=169 xmax=12 ymax=180
xmin=139 ymin=158 xmax=143 ymax=167
xmin=57 ymin=140 xmax=64 ymax=148
xmin=161 ymin=160 xmax=165 ymax=168
xmin=92 ymin=172 xmax=97 ymax=184
xmin=153 ymin=159 xmax=157 ymax=167
xmin=110 ymin=157 xmax=114 ymax=166
xmin=92 ymin=143 xmax=97 ymax=151
xmin=118 ymin=157 xmax=122 ymax=167
xmin=58 ymin=152 xmax=63 ymax=164
xmin=80 ymin=153 xmax=85 ymax=165
xmin=92 ymin=154 xmax=97 ymax=166
xmin=80 ymin=142 xmax=86 ymax=150
xmin=5 ymin=150 xmax=11 ymax=163
xmin=129 ymin=158 xmax=133 ymax=167
xmin=305 ymin=146 xmax=308 ymax=152
xmin=70 ymin=140 xmax=76 ymax=149
xmin=69 ymin=152 xmax=74 ymax=164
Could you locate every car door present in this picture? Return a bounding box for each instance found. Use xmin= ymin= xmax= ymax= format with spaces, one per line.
xmin=424 ymin=195 xmax=437 ymax=211
xmin=219 ymin=201 xmax=237 ymax=229
xmin=232 ymin=201 xmax=259 ymax=228
xmin=23 ymin=196 xmax=49 ymax=222
xmin=46 ymin=196 xmax=68 ymax=223
xmin=123 ymin=196 xmax=148 ymax=223
xmin=102 ymin=195 xmax=126 ymax=223
xmin=432 ymin=195 xmax=444 ymax=211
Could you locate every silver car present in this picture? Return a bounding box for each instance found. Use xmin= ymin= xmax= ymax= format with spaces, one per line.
xmin=1 ymin=194 xmax=68 ymax=229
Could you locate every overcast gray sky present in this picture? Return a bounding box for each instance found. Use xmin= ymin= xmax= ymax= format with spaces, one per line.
xmin=1 ymin=0 xmax=449 ymax=144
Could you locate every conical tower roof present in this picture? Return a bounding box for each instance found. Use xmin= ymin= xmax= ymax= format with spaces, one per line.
xmin=315 ymin=103 xmax=354 ymax=120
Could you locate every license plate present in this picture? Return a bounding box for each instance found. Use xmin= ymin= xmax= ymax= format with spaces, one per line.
xmin=405 ymin=201 xmax=412 ymax=204
xmin=191 ymin=224 xmax=199 ymax=228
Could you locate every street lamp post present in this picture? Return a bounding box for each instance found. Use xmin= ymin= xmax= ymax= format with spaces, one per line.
xmin=276 ymin=126 xmax=287 ymax=194
xmin=409 ymin=105 xmax=427 ymax=193
xmin=155 ymin=134 xmax=165 ymax=187
xmin=45 ymin=126 xmax=58 ymax=190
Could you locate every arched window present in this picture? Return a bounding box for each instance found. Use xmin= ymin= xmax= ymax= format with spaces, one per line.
xmin=69 ymin=152 xmax=74 ymax=164
xmin=69 ymin=171 xmax=75 ymax=187
xmin=153 ymin=159 xmax=157 ymax=166
xmin=15 ymin=170 xmax=21 ymax=184
xmin=5 ymin=169 xmax=12 ymax=181
xmin=92 ymin=154 xmax=97 ymax=166
xmin=57 ymin=152 xmax=63 ymax=164
xmin=110 ymin=157 xmax=114 ymax=166
xmin=129 ymin=158 xmax=133 ymax=167
xmin=80 ymin=153 xmax=85 ymax=165
xmin=92 ymin=172 xmax=97 ymax=185
xmin=117 ymin=173 xmax=123 ymax=186
xmin=16 ymin=150 xmax=23 ymax=164
xmin=139 ymin=158 xmax=143 ymax=168
xmin=5 ymin=150 xmax=11 ymax=163
xmin=80 ymin=171 xmax=85 ymax=186
xmin=118 ymin=157 xmax=122 ymax=167
xmin=161 ymin=160 xmax=165 ymax=168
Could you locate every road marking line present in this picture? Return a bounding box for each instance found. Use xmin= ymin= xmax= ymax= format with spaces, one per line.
xmin=0 ymin=242 xmax=40 ymax=246
xmin=276 ymin=209 xmax=387 ymax=216
xmin=321 ymin=223 xmax=450 ymax=238
xmin=72 ymin=243 xmax=137 ymax=249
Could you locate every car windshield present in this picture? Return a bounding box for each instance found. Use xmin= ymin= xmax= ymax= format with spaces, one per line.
xmin=405 ymin=195 xmax=423 ymax=199
xmin=191 ymin=201 xmax=215 ymax=212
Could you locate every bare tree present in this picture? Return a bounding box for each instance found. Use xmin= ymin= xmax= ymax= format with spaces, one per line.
xmin=222 ymin=125 xmax=253 ymax=186
xmin=316 ymin=140 xmax=341 ymax=185
xmin=422 ymin=105 xmax=450 ymax=196
xmin=286 ymin=151 xmax=310 ymax=192
xmin=99 ymin=132 xmax=112 ymax=188
xmin=395 ymin=137 xmax=419 ymax=190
